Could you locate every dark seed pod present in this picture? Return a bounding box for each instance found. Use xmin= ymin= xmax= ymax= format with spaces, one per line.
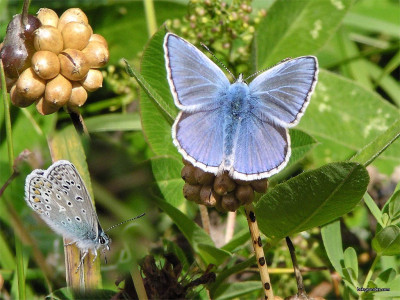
xmin=183 ymin=183 xmax=201 ymax=202
xmin=194 ymin=167 xmax=215 ymax=185
xmin=213 ymin=173 xmax=236 ymax=195
xmin=181 ymin=165 xmax=197 ymax=185
xmin=221 ymin=193 xmax=240 ymax=212
xmin=199 ymin=185 xmax=220 ymax=207
xmin=250 ymin=178 xmax=269 ymax=193
xmin=234 ymin=178 xmax=251 ymax=186
xmin=182 ymin=158 xmax=191 ymax=165
xmin=235 ymin=184 xmax=255 ymax=205
xmin=36 ymin=96 xmax=59 ymax=115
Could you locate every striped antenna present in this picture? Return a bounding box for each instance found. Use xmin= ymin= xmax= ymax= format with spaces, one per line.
xmin=106 ymin=213 xmax=145 ymax=232
xmin=200 ymin=42 xmax=236 ymax=81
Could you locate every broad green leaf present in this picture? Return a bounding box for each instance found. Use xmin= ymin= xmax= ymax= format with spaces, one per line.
xmin=214 ymin=281 xmax=262 ymax=300
xmin=298 ymin=70 xmax=400 ymax=175
xmin=321 ymin=220 xmax=344 ymax=277
xmin=344 ymin=247 xmax=358 ymax=280
xmin=375 ymin=268 xmax=397 ymax=286
xmin=139 ymin=27 xmax=179 ymax=158
xmin=155 ymin=198 xmax=230 ymax=266
xmin=350 ymin=119 xmax=400 ymax=168
xmin=151 ymin=156 xmax=184 ymax=206
xmin=85 ymin=113 xmax=141 ymax=132
xmin=363 ymin=193 xmax=384 ymax=227
xmin=255 ymin=162 xmax=369 ymax=240
xmin=256 ymin=0 xmax=352 ymax=68
xmin=388 ymin=191 xmax=400 ymax=224
xmin=372 ymin=226 xmax=400 ymax=256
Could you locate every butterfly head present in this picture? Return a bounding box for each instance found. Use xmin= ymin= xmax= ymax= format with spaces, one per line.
xmin=98 ymin=231 xmax=111 ymax=251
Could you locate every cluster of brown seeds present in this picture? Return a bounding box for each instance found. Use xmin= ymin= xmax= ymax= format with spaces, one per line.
xmin=0 ymin=8 xmax=109 ymax=115
xmin=181 ymin=159 xmax=268 ymax=212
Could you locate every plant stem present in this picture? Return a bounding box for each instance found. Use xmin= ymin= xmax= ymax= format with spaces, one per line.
xmin=143 ymin=0 xmax=157 ymax=37
xmin=362 ymin=254 xmax=380 ymax=289
xmin=225 ymin=211 xmax=236 ymax=243
xmin=131 ymin=262 xmax=148 ymax=300
xmin=286 ymin=236 xmax=307 ymax=298
xmin=199 ymin=204 xmax=211 ymax=235
xmin=244 ymin=203 xmax=274 ymax=299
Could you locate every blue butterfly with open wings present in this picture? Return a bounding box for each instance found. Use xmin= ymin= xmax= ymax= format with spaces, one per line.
xmin=164 ymin=33 xmax=318 ymax=181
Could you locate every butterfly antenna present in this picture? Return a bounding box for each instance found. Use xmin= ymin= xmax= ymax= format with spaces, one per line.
xmin=200 ymin=42 xmax=236 ymax=81
xmin=105 ymin=213 xmax=145 ymax=232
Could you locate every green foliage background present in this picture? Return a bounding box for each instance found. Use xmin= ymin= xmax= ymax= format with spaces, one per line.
xmin=0 ymin=0 xmax=399 ymax=299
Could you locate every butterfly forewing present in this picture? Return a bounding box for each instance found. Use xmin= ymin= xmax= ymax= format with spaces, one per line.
xmin=25 ymin=160 xmax=98 ymax=244
xmin=164 ymin=33 xmax=230 ymax=111
xmin=249 ymin=56 xmax=318 ymax=127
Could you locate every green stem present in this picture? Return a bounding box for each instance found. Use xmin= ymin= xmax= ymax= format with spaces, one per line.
xmin=143 ymin=0 xmax=157 ymax=37
xmin=1 ymin=60 xmax=26 ymax=300
xmin=362 ymin=254 xmax=380 ymax=289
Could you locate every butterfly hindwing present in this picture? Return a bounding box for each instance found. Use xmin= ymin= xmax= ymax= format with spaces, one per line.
xmin=164 ymin=33 xmax=230 ymax=111
xmin=249 ymin=56 xmax=318 ymax=127
xmin=173 ymin=109 xmax=225 ymax=173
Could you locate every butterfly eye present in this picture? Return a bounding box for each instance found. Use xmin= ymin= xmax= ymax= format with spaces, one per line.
xmin=99 ymin=236 xmax=106 ymax=244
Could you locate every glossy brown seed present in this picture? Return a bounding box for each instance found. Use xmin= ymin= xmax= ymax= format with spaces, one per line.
xmin=33 ymin=25 xmax=63 ymax=54
xmin=37 ymin=8 xmax=59 ymax=27
xmin=61 ymin=21 xmax=91 ymax=50
xmin=10 ymin=85 xmax=36 ymax=107
xmin=44 ymin=74 xmax=72 ymax=106
xmin=221 ymin=193 xmax=240 ymax=212
xmin=59 ymin=49 xmax=90 ymax=81
xmin=183 ymin=183 xmax=201 ymax=202
xmin=181 ymin=164 xmax=197 ymax=185
xmin=250 ymin=178 xmax=269 ymax=193
xmin=89 ymin=34 xmax=108 ymax=48
xmin=235 ymin=184 xmax=255 ymax=205
xmin=234 ymin=178 xmax=251 ymax=185
xmin=194 ymin=168 xmax=215 ymax=185
xmin=58 ymin=8 xmax=89 ymax=32
xmin=199 ymin=185 xmax=220 ymax=207
xmin=68 ymin=82 xmax=88 ymax=107
xmin=82 ymin=41 xmax=109 ymax=68
xmin=213 ymin=173 xmax=236 ymax=195
xmin=36 ymin=96 xmax=59 ymax=115
xmin=80 ymin=69 xmax=103 ymax=92
xmin=16 ymin=67 xmax=46 ymax=101
xmin=31 ymin=50 xmax=60 ymax=79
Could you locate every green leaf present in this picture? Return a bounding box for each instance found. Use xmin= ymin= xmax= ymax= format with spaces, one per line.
xmin=255 ymin=162 xmax=369 ymax=240
xmin=256 ymin=0 xmax=352 ymax=68
xmin=321 ymin=220 xmax=344 ymax=277
xmin=364 ymin=192 xmax=384 ymax=227
xmin=375 ymin=268 xmax=397 ymax=286
xmin=372 ymin=225 xmax=400 ymax=256
xmin=344 ymin=247 xmax=358 ymax=281
xmin=221 ymin=229 xmax=250 ymax=253
xmin=139 ymin=27 xmax=179 ymax=158
xmin=85 ymin=113 xmax=141 ymax=132
xmin=151 ymin=156 xmax=184 ymax=206
xmin=350 ymin=118 xmax=400 ymax=167
xmin=155 ymin=198 xmax=230 ymax=265
xmin=298 ymin=69 xmax=400 ymax=175
xmin=388 ymin=191 xmax=400 ymax=224
xmin=214 ymin=281 xmax=262 ymax=300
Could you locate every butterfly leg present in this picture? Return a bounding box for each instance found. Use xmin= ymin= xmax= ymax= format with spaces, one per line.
xmin=92 ymin=249 xmax=98 ymax=263
xmin=75 ymin=250 xmax=89 ymax=273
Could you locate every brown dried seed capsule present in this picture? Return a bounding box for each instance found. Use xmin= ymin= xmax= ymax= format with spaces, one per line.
xmin=213 ymin=173 xmax=236 ymax=195
xmin=33 ymin=25 xmax=63 ymax=54
xmin=82 ymin=41 xmax=109 ymax=68
xmin=36 ymin=96 xmax=59 ymax=115
xmin=221 ymin=193 xmax=240 ymax=212
xmin=194 ymin=167 xmax=215 ymax=185
xmin=80 ymin=69 xmax=103 ymax=92
xmin=58 ymin=49 xmax=90 ymax=81
xmin=250 ymin=178 xmax=269 ymax=193
xmin=181 ymin=164 xmax=197 ymax=185
xmin=16 ymin=67 xmax=46 ymax=101
xmin=183 ymin=183 xmax=201 ymax=202
xmin=37 ymin=8 xmax=59 ymax=27
xmin=58 ymin=8 xmax=89 ymax=32
xmin=44 ymin=74 xmax=72 ymax=106
xmin=235 ymin=184 xmax=255 ymax=205
xmin=234 ymin=178 xmax=251 ymax=185
xmin=89 ymin=34 xmax=108 ymax=48
xmin=182 ymin=158 xmax=190 ymax=165
xmin=68 ymin=82 xmax=88 ymax=107
xmin=199 ymin=185 xmax=220 ymax=207
xmin=10 ymin=85 xmax=36 ymax=107
xmin=31 ymin=50 xmax=60 ymax=79
xmin=61 ymin=21 xmax=91 ymax=50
